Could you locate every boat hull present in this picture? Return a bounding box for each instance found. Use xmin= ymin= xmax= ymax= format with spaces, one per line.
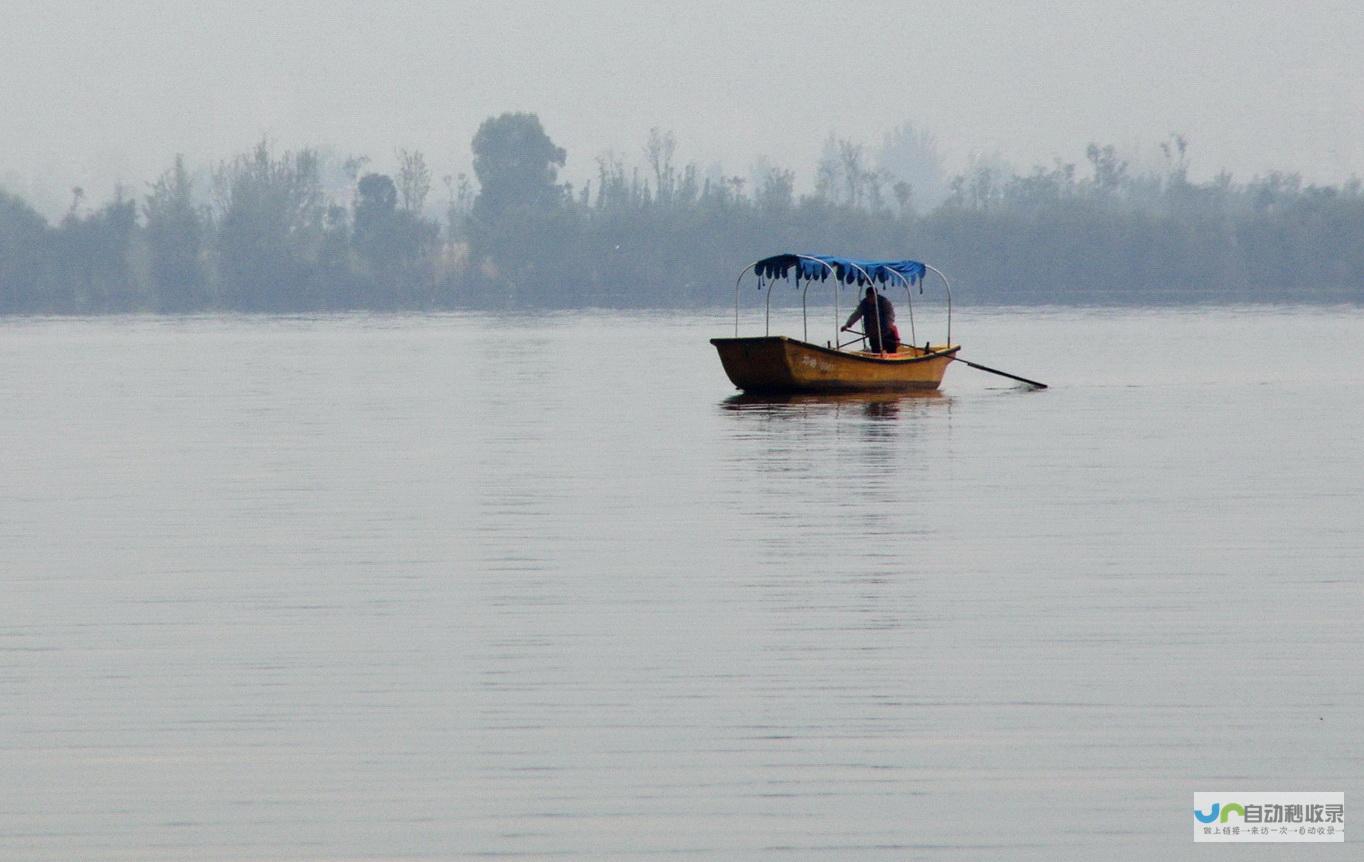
xmin=710 ymin=336 xmax=958 ymax=393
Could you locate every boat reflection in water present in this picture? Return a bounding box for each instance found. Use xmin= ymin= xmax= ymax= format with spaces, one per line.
xmin=720 ymin=388 xmax=948 ymax=421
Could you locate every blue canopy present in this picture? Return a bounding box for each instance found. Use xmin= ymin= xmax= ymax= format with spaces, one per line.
xmin=753 ymin=253 xmax=927 ymax=287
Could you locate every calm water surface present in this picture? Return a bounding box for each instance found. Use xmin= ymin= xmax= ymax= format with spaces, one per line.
xmin=2 ymin=307 xmax=1361 ymax=860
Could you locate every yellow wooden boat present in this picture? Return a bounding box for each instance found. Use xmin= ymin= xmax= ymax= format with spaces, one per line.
xmin=711 ymin=336 xmax=959 ymax=392
xmin=714 ymin=253 xmax=961 ymax=394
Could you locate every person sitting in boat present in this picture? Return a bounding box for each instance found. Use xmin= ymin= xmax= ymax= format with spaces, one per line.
xmin=842 ymin=287 xmax=900 ymax=353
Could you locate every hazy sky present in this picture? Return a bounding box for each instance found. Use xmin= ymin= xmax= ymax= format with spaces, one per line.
xmin=3 ymin=0 xmax=1362 ymax=217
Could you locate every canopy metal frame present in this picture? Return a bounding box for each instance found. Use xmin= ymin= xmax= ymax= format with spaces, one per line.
xmin=732 ymin=255 xmax=952 ymax=349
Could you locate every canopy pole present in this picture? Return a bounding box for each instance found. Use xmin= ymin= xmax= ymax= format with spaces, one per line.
xmin=833 ymin=281 xmax=839 ymax=349
xmin=735 ymin=255 xmax=838 ymax=344
xmin=905 ymin=280 xmax=917 ymax=346
xmin=800 ymin=276 xmax=808 ymax=341
xmin=733 ymin=274 xmax=741 ymax=337
xmin=782 ymin=255 xmax=841 ymax=348
xmin=871 ymin=287 xmax=883 ymax=354
xmin=924 ymin=263 xmax=952 ymax=345
xmin=884 ymin=268 xmax=917 ymax=347
xmin=763 ymin=274 xmax=772 ymax=336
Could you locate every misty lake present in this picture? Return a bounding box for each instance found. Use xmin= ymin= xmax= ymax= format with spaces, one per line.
xmin=2 ymin=306 xmax=1361 ymax=860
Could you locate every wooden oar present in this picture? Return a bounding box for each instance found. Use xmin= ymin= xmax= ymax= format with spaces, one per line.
xmin=846 ymin=329 xmax=1047 ymax=388
xmin=949 ymin=355 xmax=1047 ymax=389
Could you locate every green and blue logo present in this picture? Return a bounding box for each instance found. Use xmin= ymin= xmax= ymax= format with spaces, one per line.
xmin=1194 ymin=802 xmax=1244 ymax=823
xmin=1193 ymin=792 xmax=1343 ymax=843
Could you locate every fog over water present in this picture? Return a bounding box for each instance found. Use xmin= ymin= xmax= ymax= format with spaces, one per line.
xmin=4 ymin=1 xmax=1363 ymax=216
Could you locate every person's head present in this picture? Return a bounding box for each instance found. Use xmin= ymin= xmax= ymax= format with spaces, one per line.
xmin=865 ymin=287 xmax=876 ymax=300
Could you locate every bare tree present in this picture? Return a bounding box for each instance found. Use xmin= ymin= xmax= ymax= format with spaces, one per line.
xmin=397 ymin=149 xmax=432 ymax=213
xmin=839 ymin=139 xmax=866 ymax=207
xmin=645 ymin=128 xmax=678 ymax=204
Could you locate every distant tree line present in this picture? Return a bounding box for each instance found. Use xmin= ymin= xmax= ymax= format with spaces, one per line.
xmin=2 ymin=118 xmax=1361 ymax=314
